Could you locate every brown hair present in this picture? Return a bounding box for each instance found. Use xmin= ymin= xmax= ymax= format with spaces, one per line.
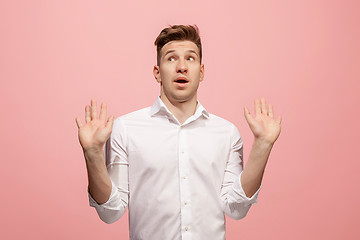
xmin=154 ymin=25 xmax=202 ymax=66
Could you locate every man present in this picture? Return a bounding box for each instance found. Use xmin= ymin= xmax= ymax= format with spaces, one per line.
xmin=75 ymin=25 xmax=281 ymax=239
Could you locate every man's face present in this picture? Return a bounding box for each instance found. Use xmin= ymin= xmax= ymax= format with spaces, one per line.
xmin=153 ymin=40 xmax=204 ymax=104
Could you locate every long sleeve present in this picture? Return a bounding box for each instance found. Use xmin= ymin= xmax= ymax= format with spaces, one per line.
xmin=220 ymin=124 xmax=261 ymax=220
xmin=88 ymin=118 xmax=129 ymax=224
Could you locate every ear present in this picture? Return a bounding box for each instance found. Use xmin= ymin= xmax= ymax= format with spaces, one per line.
xmin=199 ymin=64 xmax=205 ymax=82
xmin=153 ymin=65 xmax=161 ymax=84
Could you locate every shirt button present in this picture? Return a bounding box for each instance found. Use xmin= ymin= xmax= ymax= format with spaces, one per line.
xmin=182 ymin=176 xmax=187 ymax=179
xmin=181 ymin=150 xmax=184 ymax=154
xmin=185 ymin=227 xmax=189 ymax=231
xmin=184 ymin=201 xmax=188 ymax=205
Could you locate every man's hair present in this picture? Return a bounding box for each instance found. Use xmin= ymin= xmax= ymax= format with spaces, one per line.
xmin=154 ymin=25 xmax=202 ymax=66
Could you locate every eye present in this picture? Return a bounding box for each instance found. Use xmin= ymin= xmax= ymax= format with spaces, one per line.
xmin=168 ymin=56 xmax=176 ymax=61
xmin=188 ymin=56 xmax=195 ymax=61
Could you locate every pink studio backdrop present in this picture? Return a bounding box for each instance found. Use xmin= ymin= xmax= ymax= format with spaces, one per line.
xmin=1 ymin=0 xmax=359 ymax=239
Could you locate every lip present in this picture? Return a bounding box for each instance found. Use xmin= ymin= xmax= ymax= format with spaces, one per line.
xmin=174 ymin=76 xmax=189 ymax=87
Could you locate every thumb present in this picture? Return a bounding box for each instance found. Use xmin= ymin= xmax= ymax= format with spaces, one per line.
xmin=244 ymin=107 xmax=254 ymax=125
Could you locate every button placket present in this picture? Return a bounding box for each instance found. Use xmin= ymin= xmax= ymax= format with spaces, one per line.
xmin=178 ymin=126 xmax=192 ymax=239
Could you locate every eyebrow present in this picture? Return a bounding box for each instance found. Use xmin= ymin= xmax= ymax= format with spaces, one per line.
xmin=163 ymin=49 xmax=199 ymax=58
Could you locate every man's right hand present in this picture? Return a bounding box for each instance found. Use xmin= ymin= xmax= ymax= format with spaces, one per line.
xmin=75 ymin=99 xmax=114 ymax=204
xmin=75 ymin=99 xmax=114 ymax=154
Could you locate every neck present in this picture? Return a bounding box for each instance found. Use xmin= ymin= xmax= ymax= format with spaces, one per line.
xmin=160 ymin=94 xmax=198 ymax=125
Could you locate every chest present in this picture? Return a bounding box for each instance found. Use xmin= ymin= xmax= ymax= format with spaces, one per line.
xmin=126 ymin=123 xmax=231 ymax=180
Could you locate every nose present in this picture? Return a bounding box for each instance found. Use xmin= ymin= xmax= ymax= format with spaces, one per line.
xmin=176 ymin=58 xmax=188 ymax=73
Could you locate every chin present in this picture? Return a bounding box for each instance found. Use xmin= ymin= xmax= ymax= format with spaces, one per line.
xmin=161 ymin=89 xmax=197 ymax=104
xmin=173 ymin=93 xmax=196 ymax=103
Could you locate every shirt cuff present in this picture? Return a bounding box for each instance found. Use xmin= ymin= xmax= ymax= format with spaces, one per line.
xmin=234 ymin=171 xmax=261 ymax=205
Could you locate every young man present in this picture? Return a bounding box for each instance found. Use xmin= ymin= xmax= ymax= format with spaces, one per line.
xmin=76 ymin=25 xmax=281 ymax=239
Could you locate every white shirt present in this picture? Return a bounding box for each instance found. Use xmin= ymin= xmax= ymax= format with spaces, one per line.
xmin=89 ymin=97 xmax=261 ymax=240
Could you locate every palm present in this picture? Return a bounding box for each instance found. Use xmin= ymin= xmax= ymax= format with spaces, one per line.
xmin=76 ymin=100 xmax=114 ymax=151
xmin=244 ymin=98 xmax=282 ymax=144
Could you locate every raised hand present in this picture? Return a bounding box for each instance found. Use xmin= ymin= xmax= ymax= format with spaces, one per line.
xmin=75 ymin=99 xmax=114 ymax=152
xmin=244 ymin=98 xmax=282 ymax=145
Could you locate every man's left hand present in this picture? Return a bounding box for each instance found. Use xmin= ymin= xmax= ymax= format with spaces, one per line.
xmin=244 ymin=98 xmax=282 ymax=145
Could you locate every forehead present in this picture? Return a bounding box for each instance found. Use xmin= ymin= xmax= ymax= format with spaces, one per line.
xmin=161 ymin=40 xmax=199 ymax=55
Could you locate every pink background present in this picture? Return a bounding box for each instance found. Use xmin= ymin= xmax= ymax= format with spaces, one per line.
xmin=1 ymin=0 xmax=359 ymax=239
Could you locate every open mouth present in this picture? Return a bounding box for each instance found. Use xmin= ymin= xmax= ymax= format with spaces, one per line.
xmin=175 ymin=79 xmax=188 ymax=83
xmin=174 ymin=77 xmax=189 ymax=84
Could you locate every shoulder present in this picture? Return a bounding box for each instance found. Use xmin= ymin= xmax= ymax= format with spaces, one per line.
xmin=110 ymin=106 xmax=151 ymax=133
xmin=206 ymin=112 xmax=241 ymax=139
xmin=207 ymin=112 xmax=237 ymax=129
xmin=115 ymin=106 xmax=152 ymax=122
xmin=109 ymin=106 xmax=151 ymax=142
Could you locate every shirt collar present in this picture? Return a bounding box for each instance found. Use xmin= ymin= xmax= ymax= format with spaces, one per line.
xmin=150 ymin=96 xmax=210 ymax=120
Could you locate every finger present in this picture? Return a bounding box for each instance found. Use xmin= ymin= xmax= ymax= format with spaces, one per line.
xmin=99 ymin=102 xmax=107 ymax=121
xmin=75 ymin=117 xmax=83 ymax=129
xmin=85 ymin=105 xmax=91 ymax=123
xmin=254 ymin=99 xmax=261 ymax=116
xmin=244 ymin=107 xmax=254 ymax=124
xmin=106 ymin=116 xmax=114 ymax=131
xmin=91 ymin=99 xmax=97 ymax=120
xmin=261 ymin=98 xmax=268 ymax=115
xmin=268 ymin=104 xmax=274 ymax=118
